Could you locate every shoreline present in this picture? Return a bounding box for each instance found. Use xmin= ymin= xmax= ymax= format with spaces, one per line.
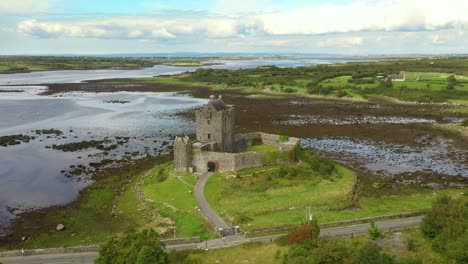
xmin=0 ymin=155 xmax=172 ymax=249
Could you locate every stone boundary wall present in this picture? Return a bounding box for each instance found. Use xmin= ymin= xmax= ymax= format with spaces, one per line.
xmin=162 ymin=236 xmax=200 ymax=245
xmin=0 ymin=237 xmax=201 ymax=257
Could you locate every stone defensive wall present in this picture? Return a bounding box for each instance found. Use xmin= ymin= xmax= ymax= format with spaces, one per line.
xmin=192 ymin=132 xmax=300 ymax=173
xmin=240 ymin=132 xmax=300 ymax=151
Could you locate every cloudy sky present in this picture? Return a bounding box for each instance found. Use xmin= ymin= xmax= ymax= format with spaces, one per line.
xmin=0 ymin=0 xmax=467 ymax=55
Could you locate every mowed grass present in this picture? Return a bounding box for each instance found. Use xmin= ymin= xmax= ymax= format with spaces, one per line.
xmin=205 ymin=164 xmax=357 ymax=230
xmin=143 ymin=163 xmax=216 ymax=239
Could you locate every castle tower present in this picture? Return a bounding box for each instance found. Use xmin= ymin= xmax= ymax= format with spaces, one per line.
xmin=195 ymin=95 xmax=235 ymax=153
xmin=173 ymin=136 xmax=192 ymax=172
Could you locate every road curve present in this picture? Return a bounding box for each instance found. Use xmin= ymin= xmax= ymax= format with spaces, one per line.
xmin=194 ymin=172 xmax=231 ymax=229
xmin=0 ymin=216 xmax=423 ymax=264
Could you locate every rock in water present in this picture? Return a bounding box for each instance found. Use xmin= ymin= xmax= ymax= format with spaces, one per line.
xmin=56 ymin=224 xmax=65 ymax=231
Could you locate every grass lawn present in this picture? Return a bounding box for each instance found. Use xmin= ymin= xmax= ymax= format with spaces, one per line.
xmin=205 ymin=164 xmax=357 ymax=230
xmin=205 ymin=160 xmax=466 ymax=231
xmin=247 ymin=144 xmax=278 ymax=152
xmin=143 ymin=163 xmax=217 ymax=240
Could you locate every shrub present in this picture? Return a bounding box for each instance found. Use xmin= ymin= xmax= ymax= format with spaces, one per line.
xmin=283 ymin=87 xmax=297 ymax=93
xmin=406 ymin=237 xmax=416 ymax=251
xmin=354 ymin=242 xmax=394 ymax=264
xmin=368 ymin=221 xmax=381 ymax=240
xmin=336 ymin=90 xmax=349 ymax=98
xmin=461 ymin=119 xmax=468 ymax=127
xmin=96 ymin=228 xmax=168 ymax=264
xmin=251 ymin=137 xmax=263 ymax=146
xmin=287 ymin=219 xmax=320 ymax=245
xmin=278 ymin=135 xmax=289 ymax=142
xmin=421 ymin=195 xmax=468 ymax=264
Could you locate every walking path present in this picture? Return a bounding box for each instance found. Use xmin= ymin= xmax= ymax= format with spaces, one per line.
xmin=194 ymin=172 xmax=231 ymax=229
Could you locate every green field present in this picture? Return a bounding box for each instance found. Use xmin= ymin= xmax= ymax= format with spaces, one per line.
xmin=205 ymin=164 xmax=357 ymax=230
xmin=142 ymin=164 xmax=216 ymax=240
xmin=205 ymin=164 xmax=465 ymax=231
xmin=0 ymin=56 xmax=218 ymax=73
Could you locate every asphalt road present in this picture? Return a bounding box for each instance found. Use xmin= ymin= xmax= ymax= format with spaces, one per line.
xmin=0 ymin=252 xmax=98 ymax=264
xmin=0 ymin=216 xmax=423 ymax=264
xmin=194 ymin=172 xmax=231 ymax=229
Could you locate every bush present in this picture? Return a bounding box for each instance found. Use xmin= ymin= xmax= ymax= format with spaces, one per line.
xmin=368 ymin=222 xmax=381 ymax=240
xmin=283 ymin=87 xmax=297 ymax=93
xmin=461 ymin=119 xmax=468 ymax=127
xmin=95 ymin=228 xmax=168 ymax=264
xmin=354 ymin=242 xmax=394 ymax=264
xmin=406 ymin=237 xmax=416 ymax=251
xmin=287 ymin=219 xmax=320 ymax=245
xmin=421 ymin=195 xmax=468 ymax=264
xmin=336 ymin=90 xmax=349 ymax=98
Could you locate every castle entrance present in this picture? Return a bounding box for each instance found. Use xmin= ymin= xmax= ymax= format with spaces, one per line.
xmin=207 ymin=162 xmax=216 ymax=172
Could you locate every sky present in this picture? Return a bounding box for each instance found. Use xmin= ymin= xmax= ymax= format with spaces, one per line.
xmin=0 ymin=0 xmax=467 ymax=55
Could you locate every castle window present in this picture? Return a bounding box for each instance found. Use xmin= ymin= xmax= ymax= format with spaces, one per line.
xmin=208 ymin=133 xmax=211 ymax=140
xmin=207 ymin=119 xmax=211 ymax=125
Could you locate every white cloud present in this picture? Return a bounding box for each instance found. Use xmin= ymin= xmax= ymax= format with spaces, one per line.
xmin=258 ymin=0 xmax=468 ymax=35
xmin=0 ymin=0 xmax=54 ymax=14
xmin=317 ymin=37 xmax=364 ymax=47
xmin=13 ymin=0 xmax=468 ymax=41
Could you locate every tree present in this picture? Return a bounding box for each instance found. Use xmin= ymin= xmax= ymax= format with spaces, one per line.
xmin=421 ymin=195 xmax=468 ymax=264
xmin=446 ymin=74 xmax=457 ymax=90
xmin=95 ymin=228 xmax=169 ymax=264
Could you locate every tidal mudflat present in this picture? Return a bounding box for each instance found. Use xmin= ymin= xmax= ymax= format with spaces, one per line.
xmin=0 ymin=89 xmax=206 ymax=234
xmin=302 ymin=137 xmax=468 ymax=178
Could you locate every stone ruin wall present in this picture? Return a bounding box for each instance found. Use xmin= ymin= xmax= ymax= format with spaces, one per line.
xmin=192 ymin=150 xmax=266 ymax=173
xmin=191 ymin=133 xmax=300 ymax=173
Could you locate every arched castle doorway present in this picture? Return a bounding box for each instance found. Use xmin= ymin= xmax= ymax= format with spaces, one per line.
xmin=207 ymin=162 xmax=216 ymax=172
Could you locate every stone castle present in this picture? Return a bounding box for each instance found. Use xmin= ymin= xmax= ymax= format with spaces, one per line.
xmin=174 ymin=95 xmax=299 ymax=173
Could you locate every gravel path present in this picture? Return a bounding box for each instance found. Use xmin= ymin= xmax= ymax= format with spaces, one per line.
xmin=194 ymin=172 xmax=231 ymax=229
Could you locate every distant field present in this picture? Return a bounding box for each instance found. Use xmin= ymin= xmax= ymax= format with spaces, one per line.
xmin=0 ymin=56 xmax=214 ymax=73
xmin=180 ymin=58 xmax=468 ymax=103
